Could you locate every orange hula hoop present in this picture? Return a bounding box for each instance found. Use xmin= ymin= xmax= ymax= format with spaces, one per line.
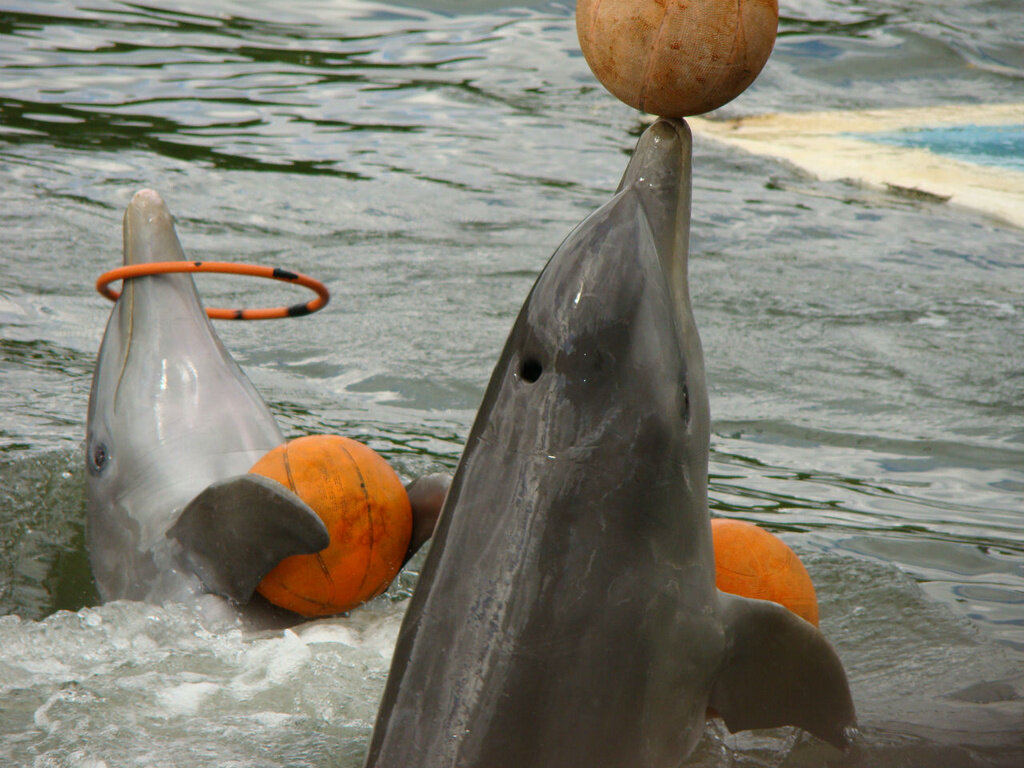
xmin=95 ymin=261 xmax=330 ymax=320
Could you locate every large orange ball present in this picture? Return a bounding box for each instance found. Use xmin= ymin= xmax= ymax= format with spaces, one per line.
xmin=576 ymin=0 xmax=778 ymax=117
xmin=711 ymin=518 xmax=819 ymax=626
xmin=250 ymin=435 xmax=412 ymax=617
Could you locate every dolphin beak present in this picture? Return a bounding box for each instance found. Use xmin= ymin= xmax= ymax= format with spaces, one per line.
xmin=122 ymin=188 xmax=187 ymax=266
xmin=619 ymin=117 xmax=690 ymax=194
xmin=618 ymin=118 xmax=694 ymax=307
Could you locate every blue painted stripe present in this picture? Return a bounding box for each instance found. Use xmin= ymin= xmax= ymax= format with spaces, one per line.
xmin=852 ymin=124 xmax=1024 ymax=172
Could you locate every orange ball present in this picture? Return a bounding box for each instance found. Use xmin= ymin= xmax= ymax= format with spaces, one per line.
xmin=250 ymin=435 xmax=412 ymax=617
xmin=576 ymin=0 xmax=778 ymax=117
xmin=711 ymin=518 xmax=819 ymax=626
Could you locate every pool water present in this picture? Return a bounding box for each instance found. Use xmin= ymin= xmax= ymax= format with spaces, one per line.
xmin=1 ymin=1 xmax=1022 ymax=766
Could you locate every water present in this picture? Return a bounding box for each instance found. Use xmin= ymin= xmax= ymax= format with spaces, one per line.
xmin=1 ymin=0 xmax=1022 ymax=765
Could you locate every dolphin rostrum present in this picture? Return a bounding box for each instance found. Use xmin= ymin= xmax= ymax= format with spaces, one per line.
xmin=85 ymin=189 xmax=332 ymax=609
xmin=364 ymin=119 xmax=855 ymax=767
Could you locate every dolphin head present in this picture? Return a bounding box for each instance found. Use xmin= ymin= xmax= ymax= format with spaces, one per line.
xmin=476 ymin=117 xmax=709 ymax=534
xmin=86 ymin=190 xmax=284 ymax=602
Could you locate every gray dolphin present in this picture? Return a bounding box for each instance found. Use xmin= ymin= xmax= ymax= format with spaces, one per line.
xmin=364 ymin=119 xmax=855 ymax=767
xmin=87 ymin=190 xmax=451 ymax=616
xmin=85 ymin=189 xmax=333 ymax=611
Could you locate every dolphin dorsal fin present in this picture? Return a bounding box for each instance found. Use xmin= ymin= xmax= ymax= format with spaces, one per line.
xmin=168 ymin=473 xmax=329 ymax=604
xmin=709 ymin=591 xmax=856 ymax=749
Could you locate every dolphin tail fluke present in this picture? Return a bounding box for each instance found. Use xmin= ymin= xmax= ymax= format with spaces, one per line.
xmin=167 ymin=473 xmax=330 ymax=604
xmin=709 ymin=591 xmax=856 ymax=749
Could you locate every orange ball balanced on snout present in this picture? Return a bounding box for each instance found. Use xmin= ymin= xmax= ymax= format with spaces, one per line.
xmin=250 ymin=435 xmax=412 ymax=617
xmin=711 ymin=518 xmax=819 ymax=626
xmin=576 ymin=0 xmax=779 ymax=117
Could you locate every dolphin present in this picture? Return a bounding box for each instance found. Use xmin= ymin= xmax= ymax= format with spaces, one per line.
xmin=363 ymin=119 xmax=855 ymax=767
xmin=85 ymin=189 xmax=333 ymax=613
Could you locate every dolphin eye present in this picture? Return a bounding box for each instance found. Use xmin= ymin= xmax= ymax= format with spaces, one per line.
xmin=89 ymin=442 xmax=110 ymax=475
xmin=680 ymin=383 xmax=690 ymax=423
xmin=518 ymin=357 xmax=543 ymax=383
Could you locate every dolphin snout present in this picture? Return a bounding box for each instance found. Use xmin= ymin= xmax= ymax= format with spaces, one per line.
xmin=131 ymin=187 xmax=163 ymax=207
xmin=123 ymin=188 xmax=186 ymax=265
xmin=619 ymin=118 xmax=690 ymax=195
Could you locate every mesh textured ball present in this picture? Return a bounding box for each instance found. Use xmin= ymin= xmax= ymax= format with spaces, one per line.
xmin=251 ymin=435 xmax=412 ymax=617
xmin=711 ymin=518 xmax=819 ymax=626
xmin=576 ymin=0 xmax=778 ymax=117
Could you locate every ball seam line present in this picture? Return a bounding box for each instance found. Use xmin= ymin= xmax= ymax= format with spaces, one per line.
xmin=336 ymin=440 xmax=376 ymax=598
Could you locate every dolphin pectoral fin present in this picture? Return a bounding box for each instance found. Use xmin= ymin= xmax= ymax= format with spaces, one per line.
xmin=168 ymin=473 xmax=329 ymax=604
xmin=404 ymin=472 xmax=452 ymax=562
xmin=709 ymin=591 xmax=856 ymax=750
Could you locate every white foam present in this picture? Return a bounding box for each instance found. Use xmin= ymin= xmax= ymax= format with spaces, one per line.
xmin=155 ymin=681 xmax=219 ymax=716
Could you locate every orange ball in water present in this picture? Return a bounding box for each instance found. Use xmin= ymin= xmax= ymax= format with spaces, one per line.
xmin=250 ymin=435 xmax=412 ymax=617
xmin=711 ymin=518 xmax=819 ymax=626
xmin=576 ymin=0 xmax=779 ymax=117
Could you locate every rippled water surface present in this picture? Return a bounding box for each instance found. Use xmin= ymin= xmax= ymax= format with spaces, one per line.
xmin=1 ymin=1 xmax=1022 ymax=766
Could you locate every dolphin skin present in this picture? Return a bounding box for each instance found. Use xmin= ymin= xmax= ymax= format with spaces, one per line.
xmin=86 ymin=189 xmax=329 ymax=609
xmin=364 ymin=119 xmax=855 ymax=767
